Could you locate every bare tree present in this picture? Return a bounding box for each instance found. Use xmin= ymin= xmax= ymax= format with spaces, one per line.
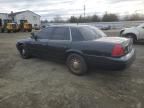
xmin=53 ymin=15 xmax=63 ymax=23
xmin=124 ymin=14 xmax=144 ymax=21
xmin=102 ymin=12 xmax=119 ymax=22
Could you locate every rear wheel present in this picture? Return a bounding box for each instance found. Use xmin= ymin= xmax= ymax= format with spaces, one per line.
xmin=19 ymin=45 xmax=31 ymax=59
xmin=66 ymin=53 xmax=87 ymax=75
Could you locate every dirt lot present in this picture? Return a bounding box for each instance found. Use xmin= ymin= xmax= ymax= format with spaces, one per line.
xmin=0 ymin=31 xmax=144 ymax=108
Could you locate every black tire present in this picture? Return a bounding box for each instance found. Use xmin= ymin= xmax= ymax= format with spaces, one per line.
xmin=19 ymin=45 xmax=31 ymax=59
xmin=14 ymin=30 xmax=17 ymax=33
xmin=1 ymin=29 xmax=4 ymax=33
xmin=7 ymin=30 xmax=10 ymax=33
xmin=125 ymin=34 xmax=137 ymax=43
xmin=28 ymin=29 xmax=32 ymax=32
xmin=66 ymin=53 xmax=87 ymax=75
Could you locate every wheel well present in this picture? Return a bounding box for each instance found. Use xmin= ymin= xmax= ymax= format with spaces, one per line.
xmin=66 ymin=52 xmax=84 ymax=60
xmin=120 ymin=30 xmax=124 ymax=36
xmin=17 ymin=43 xmax=24 ymax=50
xmin=125 ymin=33 xmax=137 ymax=40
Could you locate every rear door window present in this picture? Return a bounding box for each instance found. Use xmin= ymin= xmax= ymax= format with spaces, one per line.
xmin=71 ymin=27 xmax=84 ymax=41
xmin=50 ymin=27 xmax=70 ymax=40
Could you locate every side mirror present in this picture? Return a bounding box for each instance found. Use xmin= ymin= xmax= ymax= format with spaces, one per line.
xmin=31 ymin=32 xmax=37 ymax=40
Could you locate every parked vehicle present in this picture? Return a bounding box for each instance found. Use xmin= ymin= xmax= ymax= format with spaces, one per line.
xmin=34 ymin=24 xmax=40 ymax=30
xmin=120 ymin=23 xmax=144 ymax=42
xmin=95 ymin=25 xmax=111 ymax=30
xmin=0 ymin=19 xmax=17 ymax=33
xmin=18 ymin=20 xmax=32 ymax=32
xmin=16 ymin=25 xmax=135 ymax=75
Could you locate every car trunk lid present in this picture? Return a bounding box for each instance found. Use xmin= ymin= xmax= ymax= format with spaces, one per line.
xmin=96 ymin=37 xmax=133 ymax=56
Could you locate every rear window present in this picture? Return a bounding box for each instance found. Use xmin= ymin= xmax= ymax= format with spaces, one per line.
xmin=71 ymin=26 xmax=107 ymax=41
xmin=78 ymin=27 xmax=97 ymax=40
xmin=78 ymin=26 xmax=107 ymax=41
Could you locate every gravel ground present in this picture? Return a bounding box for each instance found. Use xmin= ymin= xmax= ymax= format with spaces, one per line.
xmin=0 ymin=30 xmax=144 ymax=108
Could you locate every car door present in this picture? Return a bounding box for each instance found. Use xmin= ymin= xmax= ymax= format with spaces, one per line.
xmin=47 ymin=26 xmax=71 ymax=60
xmin=138 ymin=24 xmax=144 ymax=39
xmin=29 ymin=27 xmax=53 ymax=57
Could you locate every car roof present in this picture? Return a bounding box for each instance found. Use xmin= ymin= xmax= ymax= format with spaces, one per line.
xmin=46 ymin=24 xmax=92 ymax=28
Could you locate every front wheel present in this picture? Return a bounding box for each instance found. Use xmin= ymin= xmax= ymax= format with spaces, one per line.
xmin=66 ymin=53 xmax=87 ymax=75
xmin=19 ymin=45 xmax=31 ymax=59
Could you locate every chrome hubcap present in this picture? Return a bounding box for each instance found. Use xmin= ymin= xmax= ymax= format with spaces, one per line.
xmin=22 ymin=49 xmax=26 ymax=55
xmin=73 ymin=61 xmax=80 ymax=69
xmin=70 ymin=57 xmax=81 ymax=73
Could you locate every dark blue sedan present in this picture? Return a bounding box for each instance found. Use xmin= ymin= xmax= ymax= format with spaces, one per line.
xmin=16 ymin=25 xmax=135 ymax=75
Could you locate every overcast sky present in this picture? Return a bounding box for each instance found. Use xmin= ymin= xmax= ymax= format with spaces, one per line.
xmin=0 ymin=0 xmax=144 ymax=20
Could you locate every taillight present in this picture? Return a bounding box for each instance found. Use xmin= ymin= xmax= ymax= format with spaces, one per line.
xmin=112 ymin=44 xmax=124 ymax=57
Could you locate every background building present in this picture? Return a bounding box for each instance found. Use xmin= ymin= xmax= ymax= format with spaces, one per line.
xmin=1 ymin=10 xmax=41 ymax=28
xmin=0 ymin=13 xmax=10 ymax=26
xmin=0 ymin=13 xmax=9 ymax=23
xmin=10 ymin=10 xmax=41 ymax=28
xmin=0 ymin=13 xmax=9 ymax=19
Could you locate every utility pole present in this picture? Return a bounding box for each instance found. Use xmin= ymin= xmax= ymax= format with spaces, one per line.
xmin=83 ymin=0 xmax=87 ymax=18
xmin=84 ymin=4 xmax=86 ymax=18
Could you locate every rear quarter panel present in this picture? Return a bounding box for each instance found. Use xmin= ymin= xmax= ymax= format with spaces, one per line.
xmin=70 ymin=41 xmax=114 ymax=57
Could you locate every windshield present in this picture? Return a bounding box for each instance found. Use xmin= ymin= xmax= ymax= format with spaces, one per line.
xmin=138 ymin=23 xmax=144 ymax=28
xmin=78 ymin=26 xmax=107 ymax=41
xmin=92 ymin=26 xmax=107 ymax=37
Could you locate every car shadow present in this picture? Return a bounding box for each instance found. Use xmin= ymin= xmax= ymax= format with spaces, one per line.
xmin=88 ymin=66 xmax=125 ymax=76
xmin=135 ymin=41 xmax=144 ymax=45
xmin=30 ymin=55 xmax=130 ymax=79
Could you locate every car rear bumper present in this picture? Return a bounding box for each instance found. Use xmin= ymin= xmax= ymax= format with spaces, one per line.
xmin=85 ymin=48 xmax=136 ymax=69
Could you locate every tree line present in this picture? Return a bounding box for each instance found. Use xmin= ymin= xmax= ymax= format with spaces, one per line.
xmin=41 ymin=13 xmax=144 ymax=23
